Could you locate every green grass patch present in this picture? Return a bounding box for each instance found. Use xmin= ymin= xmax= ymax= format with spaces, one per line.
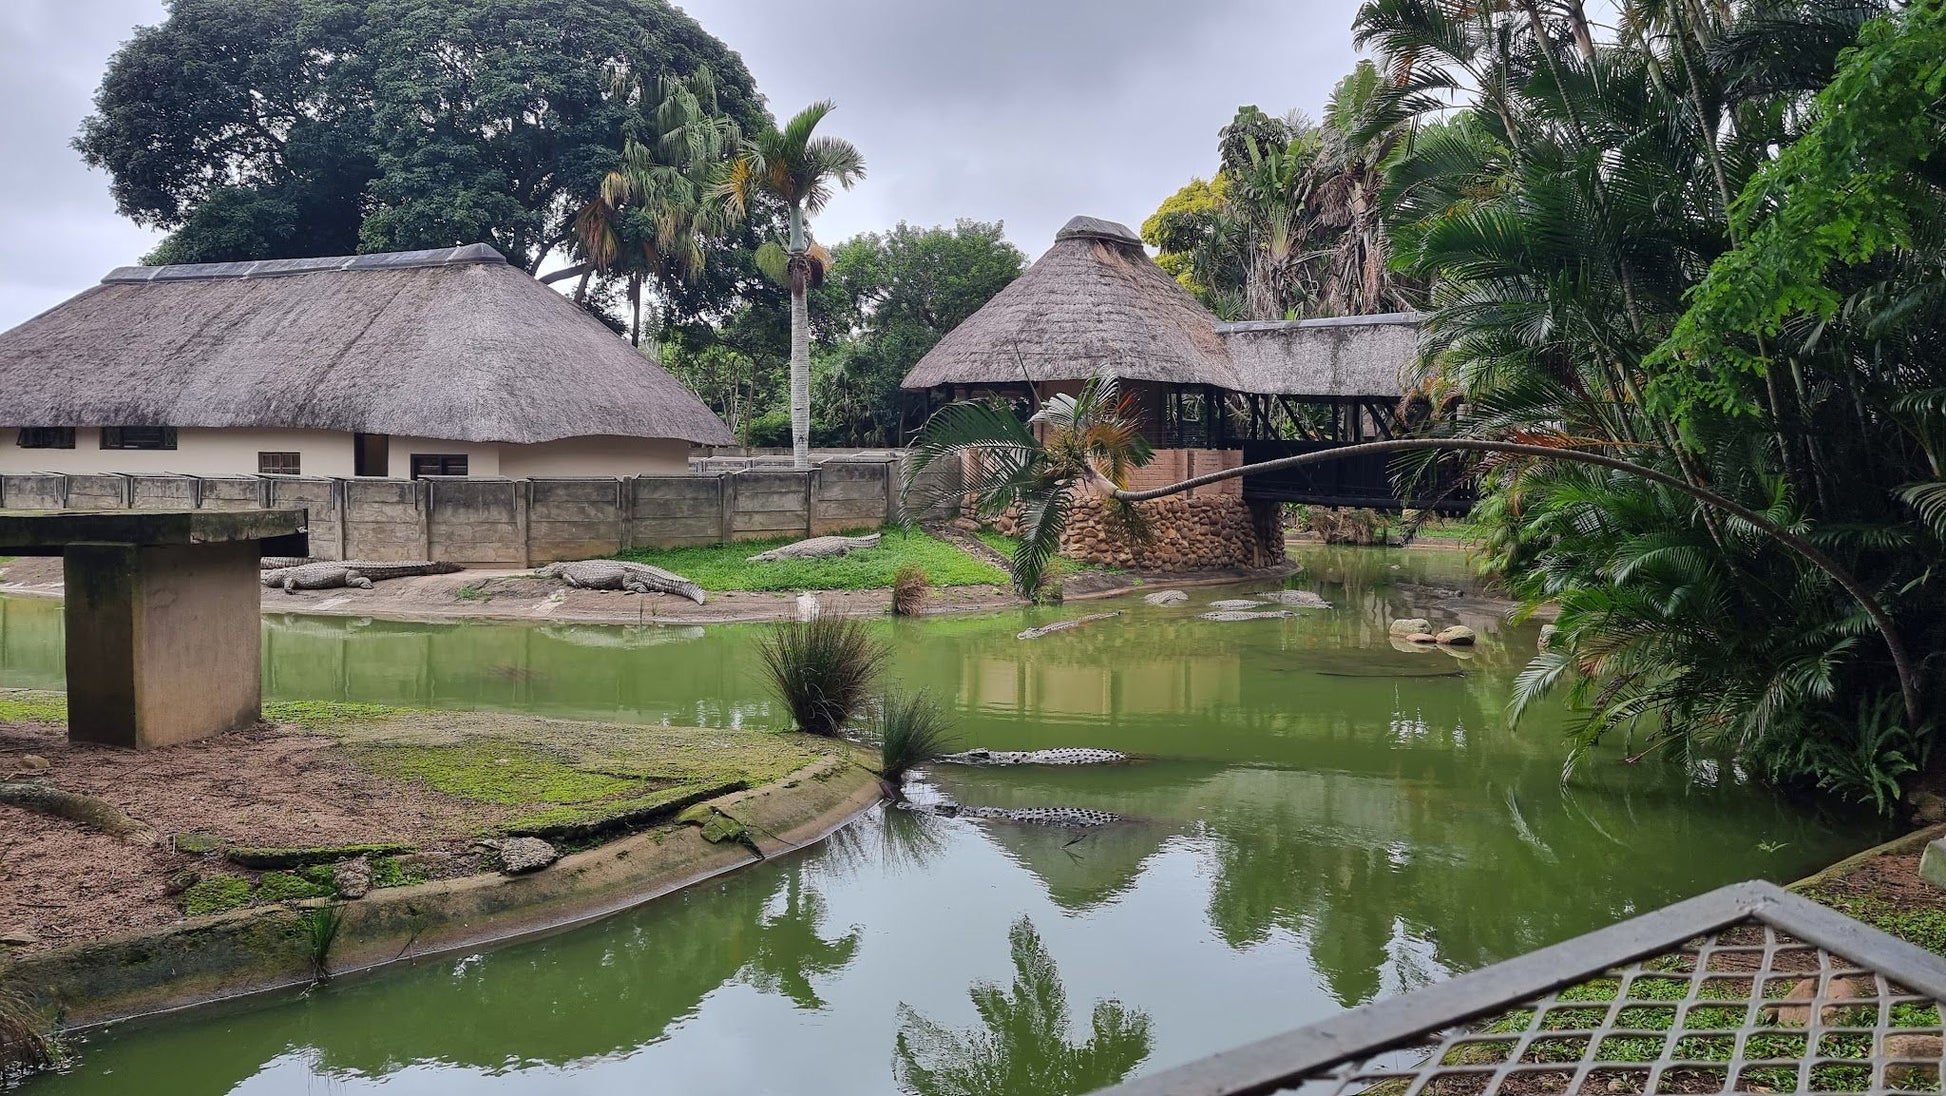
xmin=0 ymin=691 xmax=65 ymax=724
xmin=262 ymin=700 xmax=421 ymax=728
xmin=1560 ymin=978 xmax=1622 ymax=1003
xmin=369 ymin=856 xmax=428 ymax=889
xmin=254 ymin=871 xmax=332 ymax=903
xmin=1805 ymin=889 xmax=1946 ymax=954
xmin=503 ymin=778 xmax=745 ymax=839
xmin=225 ymin=842 xmax=414 ymax=869
xmin=1894 ymin=1002 xmax=1942 ymax=1027
xmin=613 ymin=527 xmax=1005 ymax=591
xmin=179 ymin=875 xmax=253 ymax=916
xmin=350 ymin=740 xmax=637 ymax=805
xmin=1595 ymin=1036 xmax=1667 ymax=1063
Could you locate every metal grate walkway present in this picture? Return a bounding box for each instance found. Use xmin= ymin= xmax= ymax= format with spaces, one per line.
xmin=1093 ymin=882 xmax=1946 ymax=1096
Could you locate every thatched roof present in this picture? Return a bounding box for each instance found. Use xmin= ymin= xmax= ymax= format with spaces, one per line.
xmin=898 ymin=216 xmax=1243 ymax=390
xmin=0 ymin=244 xmax=734 ymax=446
xmin=901 ymin=217 xmax=1424 ymax=399
xmin=1218 ymin=313 xmax=1426 ymax=398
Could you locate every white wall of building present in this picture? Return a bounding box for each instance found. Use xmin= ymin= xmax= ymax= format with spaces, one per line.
xmin=0 ymin=428 xmax=357 ymax=477
xmin=0 ymin=427 xmax=693 ymax=479
xmin=497 ymin=436 xmax=690 ymax=477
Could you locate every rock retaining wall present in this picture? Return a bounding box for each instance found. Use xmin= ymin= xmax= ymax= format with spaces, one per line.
xmin=993 ymin=494 xmax=1285 ymax=572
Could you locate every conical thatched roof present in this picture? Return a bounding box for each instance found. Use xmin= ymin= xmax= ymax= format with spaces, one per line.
xmin=0 ymin=245 xmax=734 ymax=446
xmin=900 ymin=216 xmax=1243 ymax=391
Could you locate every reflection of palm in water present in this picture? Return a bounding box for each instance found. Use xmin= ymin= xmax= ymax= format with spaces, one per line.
xmin=894 ymin=917 xmax=1152 ymax=1096
xmin=738 ymin=872 xmax=861 ymax=1010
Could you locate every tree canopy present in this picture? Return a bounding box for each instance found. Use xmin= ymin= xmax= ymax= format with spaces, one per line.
xmin=76 ymin=0 xmax=767 ymax=276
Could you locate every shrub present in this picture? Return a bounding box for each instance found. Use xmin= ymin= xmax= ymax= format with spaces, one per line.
xmin=757 ymin=616 xmax=889 ymax=736
xmin=891 ymin=566 xmax=928 ymax=617
xmin=873 ymin=690 xmax=956 ymax=785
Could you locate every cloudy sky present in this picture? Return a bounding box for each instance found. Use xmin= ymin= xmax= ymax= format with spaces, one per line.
xmin=0 ymin=0 xmax=1368 ymax=329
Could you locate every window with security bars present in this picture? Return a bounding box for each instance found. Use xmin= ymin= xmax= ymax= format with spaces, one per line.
xmin=100 ymin=426 xmax=176 ymax=450
xmin=257 ymin=452 xmax=301 ymax=475
xmin=14 ymin=427 xmax=74 ymax=449
xmin=410 ymin=454 xmax=468 ymax=479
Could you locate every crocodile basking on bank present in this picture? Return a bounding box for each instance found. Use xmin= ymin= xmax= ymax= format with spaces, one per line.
xmin=261 ymin=560 xmax=461 ymax=594
xmin=537 ymin=560 xmax=707 ymax=604
xmin=746 ymin=533 xmax=881 ymax=562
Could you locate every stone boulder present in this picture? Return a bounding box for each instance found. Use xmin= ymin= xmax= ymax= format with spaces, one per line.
xmin=333 ymin=857 xmax=373 ymax=899
xmin=1538 ymin=623 xmax=1559 ymax=651
xmin=1389 ymin=618 xmax=1433 ymax=636
xmin=1405 ymin=632 xmax=1439 ymax=644
xmin=1436 ymin=625 xmax=1477 ymax=646
xmin=492 ymin=837 xmax=559 ymax=875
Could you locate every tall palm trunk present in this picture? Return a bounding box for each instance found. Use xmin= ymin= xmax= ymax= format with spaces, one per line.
xmin=788 ymin=203 xmax=812 ymax=468
xmin=790 ymin=278 xmax=811 ymax=467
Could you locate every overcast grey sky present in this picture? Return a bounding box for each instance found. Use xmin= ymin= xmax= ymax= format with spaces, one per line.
xmin=0 ymin=0 xmax=1367 ymax=329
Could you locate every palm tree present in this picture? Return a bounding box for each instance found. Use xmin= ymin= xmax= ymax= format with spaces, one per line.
xmin=716 ymin=102 xmax=865 ymax=467
xmin=573 ymin=70 xmax=740 ymax=345
xmin=905 ymin=376 xmax=1152 ymax=600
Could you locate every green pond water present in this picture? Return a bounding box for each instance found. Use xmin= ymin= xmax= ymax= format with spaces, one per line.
xmin=0 ymin=548 xmax=1882 ymax=1096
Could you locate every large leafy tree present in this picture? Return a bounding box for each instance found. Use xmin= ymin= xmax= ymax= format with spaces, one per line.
xmin=812 ymin=220 xmax=1025 ymax=445
xmin=77 ymin=0 xmax=765 ymax=282
xmin=716 ymin=102 xmax=866 ymax=468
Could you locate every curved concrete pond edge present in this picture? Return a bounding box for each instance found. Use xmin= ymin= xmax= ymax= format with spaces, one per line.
xmin=14 ymin=753 xmax=886 ymax=1031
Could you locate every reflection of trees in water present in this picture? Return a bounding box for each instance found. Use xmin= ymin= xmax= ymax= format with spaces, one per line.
xmin=1194 ymin=760 xmax=1857 ymax=1010
xmin=826 ymin=805 xmax=952 ymax=876
xmin=894 ymin=917 xmax=1152 ymax=1096
xmin=738 ymin=871 xmax=861 ymax=1010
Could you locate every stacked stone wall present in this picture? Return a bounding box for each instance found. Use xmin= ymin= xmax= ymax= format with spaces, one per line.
xmin=993 ymin=493 xmax=1283 ymax=572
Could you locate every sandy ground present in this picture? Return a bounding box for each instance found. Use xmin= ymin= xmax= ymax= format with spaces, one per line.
xmin=0 ymin=554 xmax=1299 ymax=625
xmin=0 ymin=720 xmax=502 ymax=952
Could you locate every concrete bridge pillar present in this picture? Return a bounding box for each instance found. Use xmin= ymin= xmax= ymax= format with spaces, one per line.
xmin=0 ymin=508 xmax=307 ymax=749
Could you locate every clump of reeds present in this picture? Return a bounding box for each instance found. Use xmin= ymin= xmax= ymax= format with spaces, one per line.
xmin=891 ymin=566 xmax=928 ymax=617
xmin=873 ymin=690 xmax=956 ymax=789
xmin=0 ymin=986 xmax=56 ymax=1081
xmin=299 ymin=904 xmax=345 ymax=981
xmin=757 ymin=616 xmax=889 ymax=736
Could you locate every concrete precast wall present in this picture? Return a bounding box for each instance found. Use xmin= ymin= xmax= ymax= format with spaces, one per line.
xmin=0 ymin=458 xmax=929 ymax=568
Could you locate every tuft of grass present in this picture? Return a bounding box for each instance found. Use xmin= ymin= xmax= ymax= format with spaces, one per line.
xmin=615 ymin=527 xmax=1005 ymax=592
xmin=298 ymin=905 xmax=344 ymax=981
xmin=891 ymin=565 xmax=928 ymax=617
xmin=0 ymin=691 xmax=65 ymax=725
xmin=0 ymin=986 xmax=55 ymax=1081
xmin=757 ymin=616 xmax=888 ymax=736
xmin=873 ymin=690 xmax=956 ymax=784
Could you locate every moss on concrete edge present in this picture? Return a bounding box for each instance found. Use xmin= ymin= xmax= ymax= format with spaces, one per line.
xmin=13 ymin=750 xmax=883 ymax=1030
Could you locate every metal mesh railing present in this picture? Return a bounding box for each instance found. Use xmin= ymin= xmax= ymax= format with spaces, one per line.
xmin=1094 ymin=882 xmax=1946 ymax=1096
xmin=1294 ymin=920 xmax=1942 ymax=1095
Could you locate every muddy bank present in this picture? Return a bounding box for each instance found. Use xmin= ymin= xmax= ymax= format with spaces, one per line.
xmin=0 ymin=555 xmax=1300 ymax=625
xmin=0 ymin=697 xmax=884 ymax=1027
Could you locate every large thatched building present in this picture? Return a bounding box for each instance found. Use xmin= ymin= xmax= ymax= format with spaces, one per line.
xmin=0 ymin=245 xmax=732 ymax=478
xmin=902 ymin=216 xmax=1431 ymax=510
xmin=900 ymin=217 xmax=1436 ymax=571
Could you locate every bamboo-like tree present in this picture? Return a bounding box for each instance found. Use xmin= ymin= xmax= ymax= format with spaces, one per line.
xmin=715 ymin=102 xmax=865 ymax=467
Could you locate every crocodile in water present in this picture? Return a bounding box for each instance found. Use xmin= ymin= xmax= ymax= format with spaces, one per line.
xmin=537 ymin=560 xmax=706 ymax=604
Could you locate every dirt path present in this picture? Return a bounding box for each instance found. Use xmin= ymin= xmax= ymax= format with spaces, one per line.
xmin=1 ymin=554 xmax=1300 ymax=626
